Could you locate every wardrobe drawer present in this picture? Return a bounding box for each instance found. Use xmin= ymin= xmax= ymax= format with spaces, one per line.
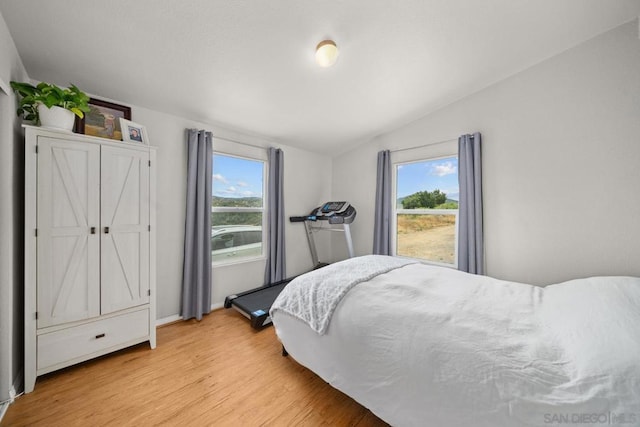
xmin=37 ymin=309 xmax=149 ymax=370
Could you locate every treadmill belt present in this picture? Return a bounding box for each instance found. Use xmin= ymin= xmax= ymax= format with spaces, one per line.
xmin=233 ymin=282 xmax=288 ymax=315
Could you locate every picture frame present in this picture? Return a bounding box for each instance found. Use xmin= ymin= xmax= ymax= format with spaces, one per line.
xmin=119 ymin=118 xmax=149 ymax=145
xmin=75 ymin=98 xmax=131 ymax=140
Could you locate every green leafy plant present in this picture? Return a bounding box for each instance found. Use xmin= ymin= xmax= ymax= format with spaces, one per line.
xmin=9 ymin=81 xmax=91 ymax=123
xmin=401 ymin=189 xmax=448 ymax=209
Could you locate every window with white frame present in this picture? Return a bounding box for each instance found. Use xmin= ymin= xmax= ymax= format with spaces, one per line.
xmin=211 ymin=153 xmax=266 ymax=264
xmin=393 ymin=155 xmax=459 ymax=266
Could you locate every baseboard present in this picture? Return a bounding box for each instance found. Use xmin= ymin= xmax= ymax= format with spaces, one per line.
xmin=155 ymin=303 xmax=224 ymax=327
xmin=156 ymin=314 xmax=182 ymax=327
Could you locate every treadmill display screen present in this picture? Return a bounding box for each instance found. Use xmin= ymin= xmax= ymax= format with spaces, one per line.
xmin=321 ymin=201 xmax=346 ymax=213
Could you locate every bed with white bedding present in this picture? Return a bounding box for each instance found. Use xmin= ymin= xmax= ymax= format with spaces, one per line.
xmin=270 ymin=255 xmax=640 ymax=427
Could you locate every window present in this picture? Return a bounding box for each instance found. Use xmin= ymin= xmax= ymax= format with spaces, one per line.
xmin=212 ymin=153 xmax=265 ymax=264
xmin=394 ymin=156 xmax=459 ymax=266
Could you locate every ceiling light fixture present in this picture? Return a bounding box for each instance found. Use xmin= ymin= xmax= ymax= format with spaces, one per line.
xmin=315 ymin=40 xmax=339 ymax=68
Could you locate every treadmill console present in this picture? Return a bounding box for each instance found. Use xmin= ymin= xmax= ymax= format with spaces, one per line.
xmin=318 ymin=201 xmax=349 ymax=215
xmin=289 ymin=201 xmax=356 ymax=224
xmin=313 ymin=201 xmax=356 ymax=224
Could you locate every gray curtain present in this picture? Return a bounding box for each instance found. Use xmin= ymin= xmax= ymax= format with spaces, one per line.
xmin=264 ymin=147 xmax=286 ymax=284
xmin=181 ymin=129 xmax=213 ymax=320
xmin=373 ymin=150 xmax=392 ymax=255
xmin=458 ymin=133 xmax=484 ymax=274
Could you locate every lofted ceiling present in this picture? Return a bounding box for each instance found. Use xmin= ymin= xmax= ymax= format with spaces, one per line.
xmin=1 ymin=0 xmax=639 ymax=154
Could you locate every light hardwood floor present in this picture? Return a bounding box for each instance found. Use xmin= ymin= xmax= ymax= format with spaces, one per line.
xmin=2 ymin=309 xmax=388 ymax=427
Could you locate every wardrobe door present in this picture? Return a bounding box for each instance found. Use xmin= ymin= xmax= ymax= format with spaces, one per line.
xmin=37 ymin=138 xmax=101 ymax=327
xmin=100 ymin=145 xmax=150 ymax=314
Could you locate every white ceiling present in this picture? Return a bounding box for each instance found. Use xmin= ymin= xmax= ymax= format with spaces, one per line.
xmin=1 ymin=1 xmax=639 ymax=154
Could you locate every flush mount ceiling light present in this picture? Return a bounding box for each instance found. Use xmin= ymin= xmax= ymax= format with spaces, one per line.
xmin=315 ymin=40 xmax=339 ymax=68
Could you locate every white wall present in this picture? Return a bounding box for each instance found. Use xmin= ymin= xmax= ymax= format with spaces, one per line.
xmin=0 ymin=9 xmax=28 ymax=401
xmin=333 ymin=20 xmax=640 ymax=286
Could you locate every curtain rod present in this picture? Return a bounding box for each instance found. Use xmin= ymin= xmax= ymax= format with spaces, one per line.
xmin=390 ymin=132 xmax=479 ymax=154
xmin=209 ymin=132 xmax=268 ymax=151
xmin=390 ymin=137 xmax=459 ymax=154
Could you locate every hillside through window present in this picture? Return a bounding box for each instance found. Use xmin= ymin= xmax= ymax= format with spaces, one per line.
xmin=211 ymin=153 xmax=265 ymax=264
xmin=394 ymin=156 xmax=459 ymax=266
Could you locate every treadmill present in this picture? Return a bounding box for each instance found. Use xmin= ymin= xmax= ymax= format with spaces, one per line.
xmin=224 ymin=201 xmax=356 ymax=329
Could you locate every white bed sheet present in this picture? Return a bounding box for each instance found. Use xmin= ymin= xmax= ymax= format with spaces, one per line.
xmin=271 ymin=262 xmax=640 ymax=427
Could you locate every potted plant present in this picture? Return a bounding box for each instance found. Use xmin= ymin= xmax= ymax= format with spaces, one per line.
xmin=9 ymin=81 xmax=91 ymax=131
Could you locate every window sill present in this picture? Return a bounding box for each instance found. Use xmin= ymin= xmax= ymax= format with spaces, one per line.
xmin=212 ymin=256 xmax=266 ymax=268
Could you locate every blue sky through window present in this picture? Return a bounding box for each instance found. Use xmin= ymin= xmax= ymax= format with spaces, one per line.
xmin=397 ymin=157 xmax=459 ymax=201
xmin=212 ymin=154 xmax=263 ymax=199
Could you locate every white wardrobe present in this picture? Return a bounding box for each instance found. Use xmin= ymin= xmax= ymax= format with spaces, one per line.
xmin=23 ymin=125 xmax=157 ymax=393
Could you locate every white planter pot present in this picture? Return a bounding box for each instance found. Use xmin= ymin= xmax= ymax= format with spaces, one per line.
xmin=37 ymin=104 xmax=76 ymax=131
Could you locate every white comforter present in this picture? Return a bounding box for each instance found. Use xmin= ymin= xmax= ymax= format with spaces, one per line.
xmin=271 ymin=257 xmax=640 ymax=427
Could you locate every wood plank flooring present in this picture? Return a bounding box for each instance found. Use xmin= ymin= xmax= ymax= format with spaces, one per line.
xmin=2 ymin=309 xmax=388 ymax=426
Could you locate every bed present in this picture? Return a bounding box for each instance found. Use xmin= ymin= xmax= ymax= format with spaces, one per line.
xmin=270 ymin=255 xmax=640 ymax=427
